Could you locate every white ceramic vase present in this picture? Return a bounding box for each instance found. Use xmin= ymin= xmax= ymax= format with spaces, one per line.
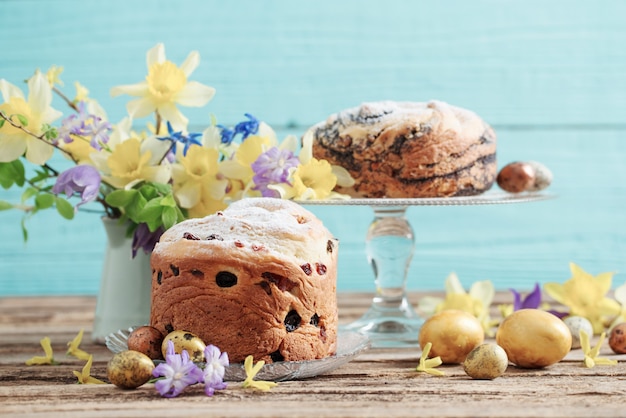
xmin=92 ymin=217 xmax=152 ymax=343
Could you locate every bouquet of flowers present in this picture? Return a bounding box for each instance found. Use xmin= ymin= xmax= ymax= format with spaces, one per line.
xmin=0 ymin=43 xmax=353 ymax=256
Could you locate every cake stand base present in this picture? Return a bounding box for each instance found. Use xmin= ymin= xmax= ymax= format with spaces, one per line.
xmin=341 ymin=295 xmax=423 ymax=348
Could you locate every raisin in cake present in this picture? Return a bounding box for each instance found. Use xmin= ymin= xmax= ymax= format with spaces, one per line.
xmin=150 ymin=198 xmax=338 ymax=363
xmin=308 ymin=100 xmax=497 ymax=198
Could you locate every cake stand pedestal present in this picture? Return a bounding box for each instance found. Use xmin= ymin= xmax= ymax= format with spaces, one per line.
xmin=303 ymin=191 xmax=553 ymax=348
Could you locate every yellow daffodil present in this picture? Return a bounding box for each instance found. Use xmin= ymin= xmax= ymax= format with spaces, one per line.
xmin=0 ymin=70 xmax=63 ymax=164
xmin=111 ymin=43 xmax=215 ymax=131
xmin=270 ymin=130 xmax=353 ymax=201
xmin=46 ymin=65 xmax=64 ymax=87
xmin=242 ymin=355 xmax=278 ymax=391
xmin=171 ymin=145 xmax=227 ymax=211
xmin=418 ymin=273 xmax=498 ymax=336
xmin=416 ymin=342 xmax=445 ymax=376
xmin=220 ymin=134 xmax=272 ymax=192
xmin=26 ymin=337 xmax=58 ymax=365
xmin=66 ymin=329 xmax=92 ymax=361
xmin=73 ymin=355 xmax=106 ymax=384
xmin=544 ymin=263 xmax=620 ymax=334
xmin=102 ymin=137 xmax=171 ymax=189
xmin=579 ymin=330 xmax=617 ymax=368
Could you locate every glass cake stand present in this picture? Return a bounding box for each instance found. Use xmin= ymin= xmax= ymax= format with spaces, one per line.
xmin=302 ymin=190 xmax=554 ymax=348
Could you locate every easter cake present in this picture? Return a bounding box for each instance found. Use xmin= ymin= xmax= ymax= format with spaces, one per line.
xmin=307 ymin=100 xmax=497 ymax=198
xmin=149 ymin=198 xmax=338 ymax=363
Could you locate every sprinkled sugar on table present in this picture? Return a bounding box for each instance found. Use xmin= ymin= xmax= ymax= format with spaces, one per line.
xmin=1 ymin=292 xmax=624 ymax=418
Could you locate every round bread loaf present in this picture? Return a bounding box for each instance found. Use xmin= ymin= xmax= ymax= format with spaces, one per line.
xmin=308 ymin=100 xmax=497 ymax=198
xmin=150 ymin=198 xmax=338 ymax=363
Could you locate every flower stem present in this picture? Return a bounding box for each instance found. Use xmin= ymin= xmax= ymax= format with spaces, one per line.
xmin=52 ymin=86 xmax=79 ymax=112
xmin=0 ymin=110 xmax=76 ymax=162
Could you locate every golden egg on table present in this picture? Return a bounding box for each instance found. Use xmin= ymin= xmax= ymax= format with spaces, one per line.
xmin=418 ymin=309 xmax=485 ymax=364
xmin=496 ymin=309 xmax=571 ymax=368
xmin=107 ymin=350 xmax=155 ymax=389
xmin=463 ymin=343 xmax=509 ymax=380
xmin=162 ymin=330 xmax=206 ymax=362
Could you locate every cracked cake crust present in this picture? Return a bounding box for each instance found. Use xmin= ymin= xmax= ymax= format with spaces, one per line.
xmin=308 ymin=100 xmax=497 ymax=198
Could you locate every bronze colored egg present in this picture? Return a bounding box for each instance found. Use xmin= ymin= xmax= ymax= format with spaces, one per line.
xmin=497 ymin=162 xmax=536 ymax=193
xmin=609 ymin=323 xmax=626 ymax=354
xmin=127 ymin=326 xmax=164 ymax=360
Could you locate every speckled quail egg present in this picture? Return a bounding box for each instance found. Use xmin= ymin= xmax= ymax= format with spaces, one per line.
xmin=107 ymin=350 xmax=155 ymax=389
xmin=563 ymin=316 xmax=593 ymax=350
xmin=463 ymin=343 xmax=509 ymax=380
xmin=418 ymin=309 xmax=485 ymax=364
xmin=496 ymin=309 xmax=571 ymax=368
xmin=162 ymin=330 xmax=206 ymax=362
xmin=525 ymin=161 xmax=553 ymax=191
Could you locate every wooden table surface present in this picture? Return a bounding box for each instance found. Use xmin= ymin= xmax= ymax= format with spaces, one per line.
xmin=1 ymin=293 xmax=624 ymax=418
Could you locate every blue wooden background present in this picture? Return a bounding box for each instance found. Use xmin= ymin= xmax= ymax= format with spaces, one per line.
xmin=1 ymin=0 xmax=625 ymax=296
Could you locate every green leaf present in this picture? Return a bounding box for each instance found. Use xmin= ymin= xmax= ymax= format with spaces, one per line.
xmin=161 ymin=206 xmax=178 ymax=230
xmin=15 ymin=114 xmax=28 ymax=126
xmin=55 ymin=196 xmax=75 ymax=220
xmin=124 ymin=193 xmax=147 ymax=221
xmin=138 ymin=184 xmax=157 ymax=200
xmin=0 ymin=160 xmax=26 ymax=188
xmin=21 ymin=187 xmax=38 ymax=203
xmin=105 ymin=189 xmax=138 ymax=208
xmin=0 ymin=119 xmax=4 ymax=129
xmin=35 ymin=193 xmax=55 ymax=209
xmin=0 ymin=200 xmax=13 ymax=211
xmin=135 ymin=198 xmax=163 ymax=224
xmin=21 ymin=217 xmax=28 ymax=242
xmin=151 ymin=182 xmax=171 ymax=195
xmin=160 ymin=194 xmax=177 ymax=207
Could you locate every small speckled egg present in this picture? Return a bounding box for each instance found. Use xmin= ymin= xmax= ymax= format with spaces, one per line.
xmin=107 ymin=350 xmax=155 ymax=389
xmin=419 ymin=310 xmax=485 ymax=364
xmin=127 ymin=326 xmax=164 ymax=360
xmin=526 ymin=161 xmax=553 ymax=191
xmin=162 ymin=330 xmax=206 ymax=362
xmin=563 ymin=316 xmax=593 ymax=350
xmin=496 ymin=309 xmax=571 ymax=368
xmin=496 ymin=162 xmax=536 ymax=193
xmin=463 ymin=343 xmax=509 ymax=380
xmin=609 ymin=322 xmax=626 ymax=354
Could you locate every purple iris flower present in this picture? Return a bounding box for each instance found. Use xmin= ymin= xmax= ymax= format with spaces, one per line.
xmin=218 ymin=113 xmax=260 ymax=145
xmin=131 ymin=223 xmax=164 ymax=258
xmin=51 ymin=165 xmax=101 ymax=210
xmin=251 ymin=147 xmax=299 ymax=197
xmin=157 ymin=122 xmax=202 ymax=156
xmin=511 ymin=282 xmax=542 ymax=311
xmin=153 ymin=340 xmax=203 ymax=398
xmin=202 ymin=345 xmax=229 ymax=396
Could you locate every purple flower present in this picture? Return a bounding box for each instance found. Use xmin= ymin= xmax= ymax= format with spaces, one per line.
xmin=202 ymin=345 xmax=229 ymax=396
xmin=511 ymin=282 xmax=542 ymax=311
xmin=52 ymin=165 xmax=101 ymax=210
xmin=157 ymin=122 xmax=202 ymax=156
xmin=56 ymin=102 xmax=112 ymax=149
xmin=251 ymin=147 xmax=299 ymax=197
xmin=131 ymin=223 xmax=164 ymax=258
xmin=153 ymin=340 xmax=203 ymax=398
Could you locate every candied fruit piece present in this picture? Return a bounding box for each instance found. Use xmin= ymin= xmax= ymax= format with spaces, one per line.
xmin=316 ymin=263 xmax=327 ymax=275
xmin=183 ymin=232 xmax=200 ymax=240
xmin=170 ymin=265 xmax=180 ymax=276
xmin=300 ymin=263 xmax=312 ymax=276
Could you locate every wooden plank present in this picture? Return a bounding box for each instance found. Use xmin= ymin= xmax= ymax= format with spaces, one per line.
xmin=0 ymin=294 xmax=625 ymax=417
